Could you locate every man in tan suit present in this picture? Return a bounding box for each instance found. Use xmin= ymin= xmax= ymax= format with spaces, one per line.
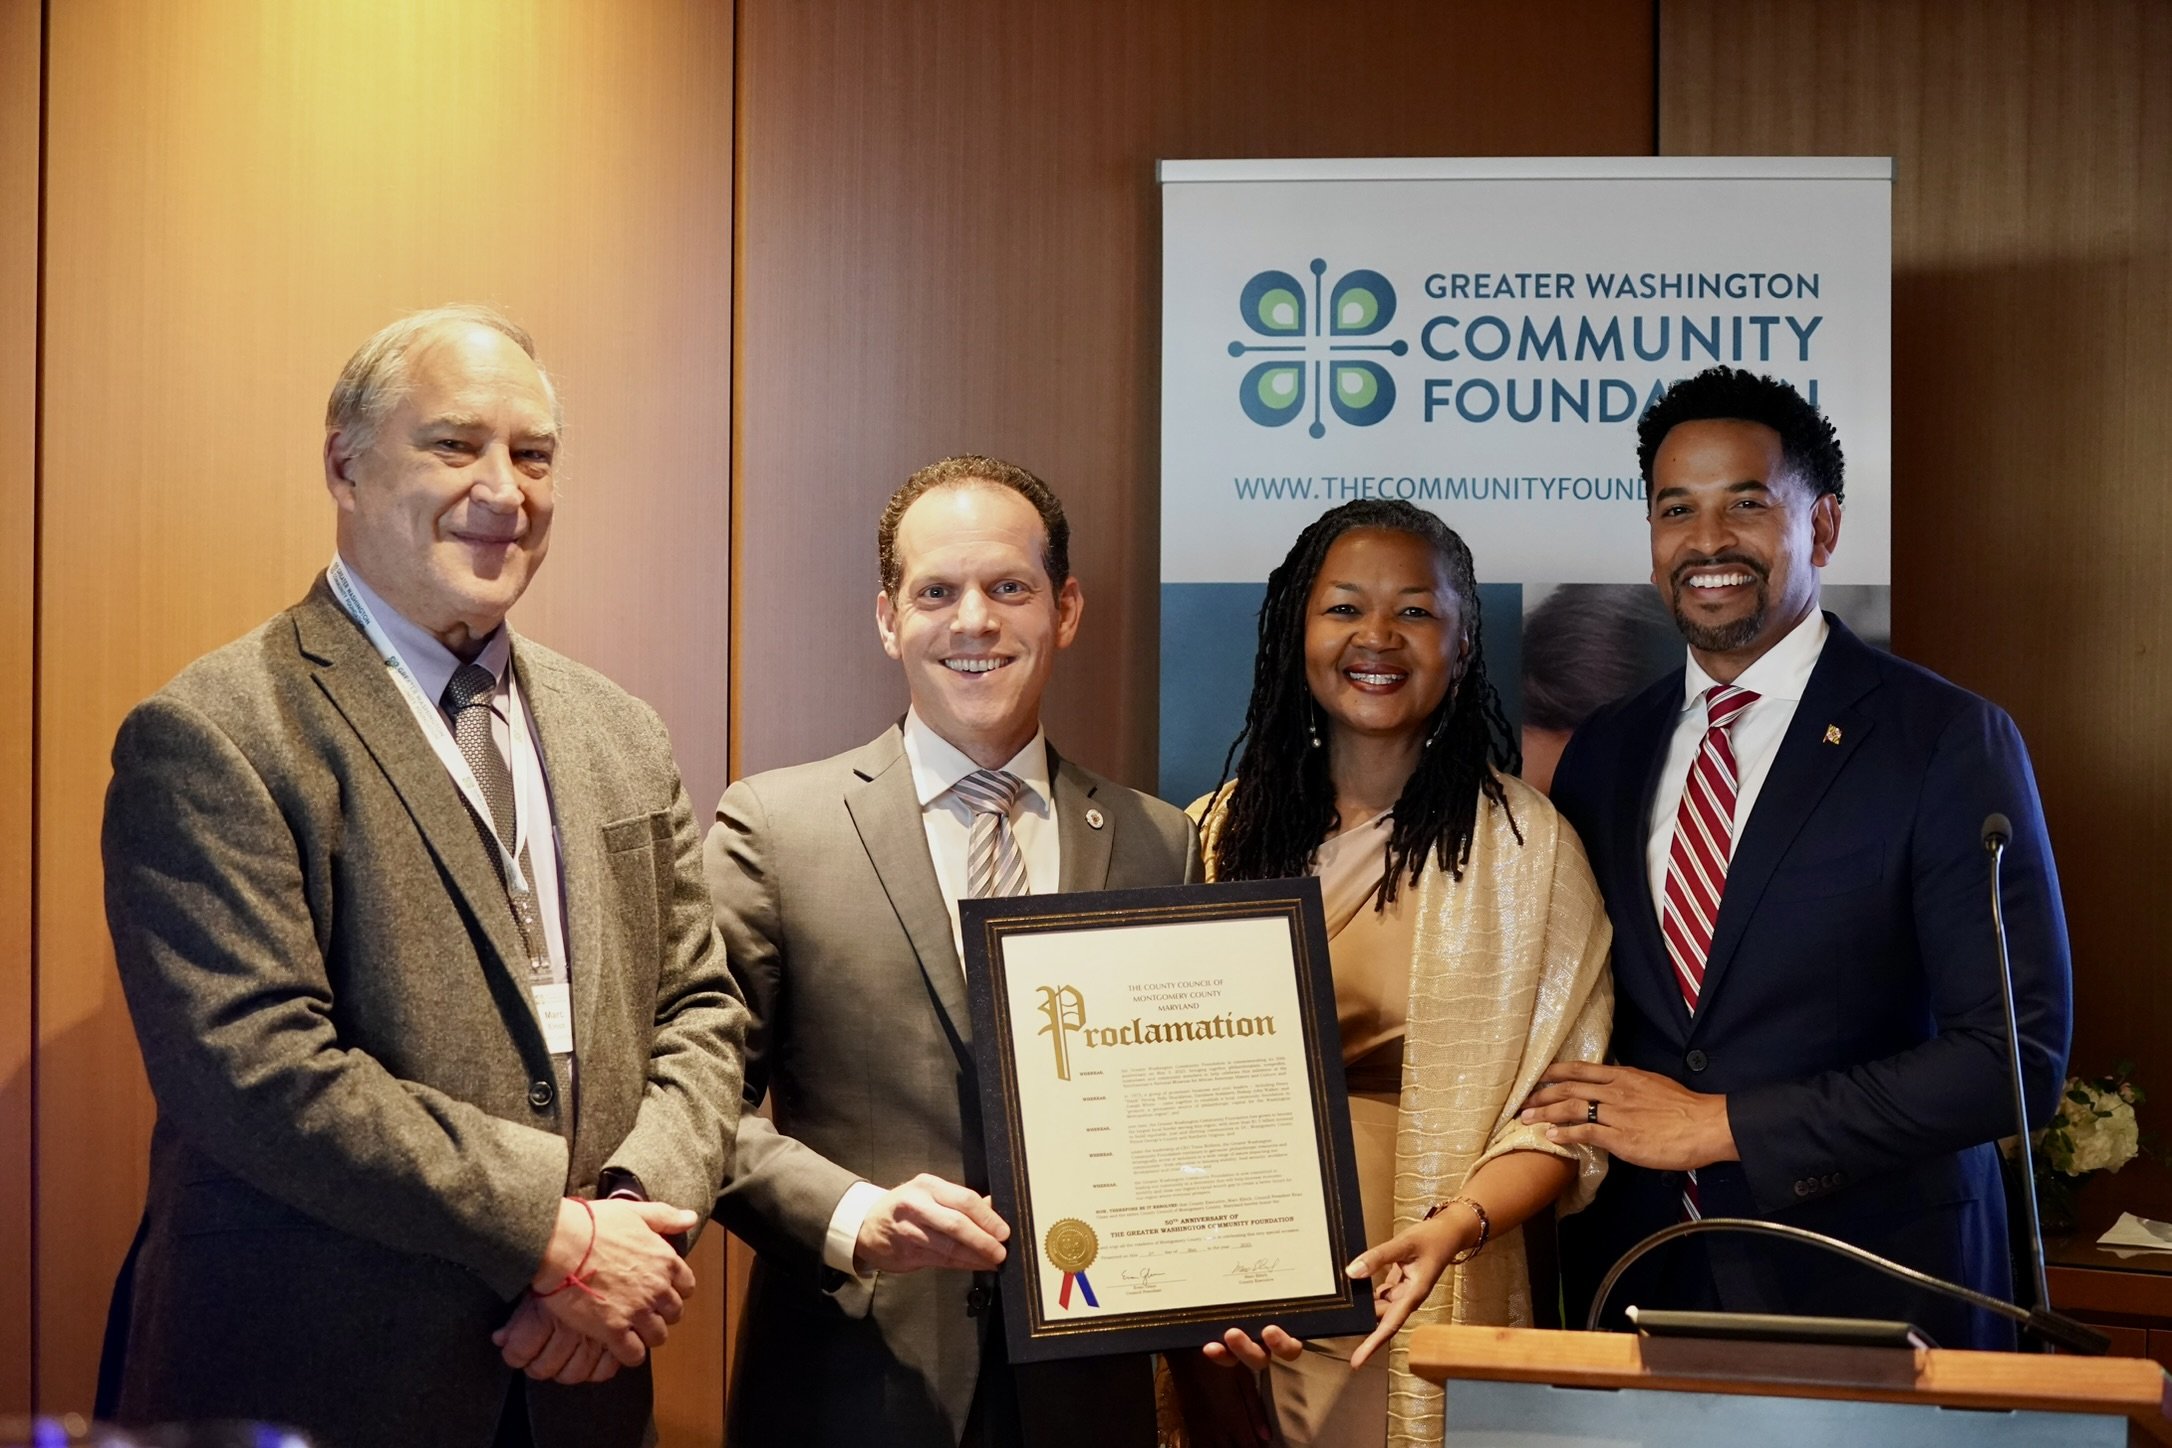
xmin=101 ymin=306 xmax=748 ymax=1447
xmin=709 ymin=456 xmax=1198 ymax=1447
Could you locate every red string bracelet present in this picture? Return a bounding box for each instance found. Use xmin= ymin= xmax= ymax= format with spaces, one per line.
xmin=535 ymin=1196 xmax=605 ymax=1301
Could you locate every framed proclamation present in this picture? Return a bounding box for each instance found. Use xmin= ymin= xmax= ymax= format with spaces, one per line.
xmin=961 ymin=877 xmax=1374 ymax=1363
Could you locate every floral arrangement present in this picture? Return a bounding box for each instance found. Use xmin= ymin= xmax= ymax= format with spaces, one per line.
xmin=2010 ymin=1063 xmax=2146 ymax=1230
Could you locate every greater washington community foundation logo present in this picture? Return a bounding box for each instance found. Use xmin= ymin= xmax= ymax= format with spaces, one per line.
xmin=1229 ymin=259 xmax=1409 ymax=437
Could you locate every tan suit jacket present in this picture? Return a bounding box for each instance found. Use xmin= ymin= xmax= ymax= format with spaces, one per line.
xmin=101 ymin=577 xmax=748 ymax=1448
xmin=708 ymin=726 xmax=1198 ymax=1447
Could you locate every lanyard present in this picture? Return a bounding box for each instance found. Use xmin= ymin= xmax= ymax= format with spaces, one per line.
xmin=326 ymin=557 xmax=538 ymax=897
xmin=327 ymin=558 xmax=574 ymax=1060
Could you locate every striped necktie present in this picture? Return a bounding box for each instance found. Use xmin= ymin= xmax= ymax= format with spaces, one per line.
xmin=1661 ymin=682 xmax=1757 ymax=1218
xmin=954 ymin=769 xmax=1030 ymax=898
xmin=1662 ymin=683 xmax=1760 ymax=1013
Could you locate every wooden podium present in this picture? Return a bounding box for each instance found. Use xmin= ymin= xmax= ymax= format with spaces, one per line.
xmin=1409 ymin=1324 xmax=2172 ymax=1446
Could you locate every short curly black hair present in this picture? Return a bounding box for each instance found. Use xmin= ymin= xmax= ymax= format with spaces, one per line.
xmin=1636 ymin=366 xmax=1845 ymax=504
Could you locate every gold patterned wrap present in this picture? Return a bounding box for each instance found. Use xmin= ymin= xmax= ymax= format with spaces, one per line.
xmin=1192 ymin=771 xmax=1614 ymax=1448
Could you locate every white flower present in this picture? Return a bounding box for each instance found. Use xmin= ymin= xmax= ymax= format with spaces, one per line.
xmin=2048 ymin=1079 xmax=2142 ymax=1176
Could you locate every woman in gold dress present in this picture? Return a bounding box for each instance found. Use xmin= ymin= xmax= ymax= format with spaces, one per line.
xmin=1178 ymin=500 xmax=1614 ymax=1448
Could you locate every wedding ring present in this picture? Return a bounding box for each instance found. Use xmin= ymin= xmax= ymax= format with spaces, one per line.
xmin=1587 ymin=1100 xmax=1600 ymax=1125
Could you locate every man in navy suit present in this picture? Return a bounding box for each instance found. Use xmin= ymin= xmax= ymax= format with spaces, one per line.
xmin=1526 ymin=366 xmax=2071 ymax=1349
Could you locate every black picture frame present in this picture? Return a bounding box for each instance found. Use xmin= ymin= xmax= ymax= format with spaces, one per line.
xmin=962 ymin=877 xmax=1374 ymax=1363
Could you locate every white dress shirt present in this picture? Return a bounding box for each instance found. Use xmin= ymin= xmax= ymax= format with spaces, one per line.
xmin=1645 ymin=606 xmax=1831 ymax=913
xmin=822 ymin=708 xmax=1065 ymax=1281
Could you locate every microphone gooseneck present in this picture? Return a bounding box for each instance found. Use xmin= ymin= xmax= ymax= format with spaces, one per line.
xmin=1982 ymin=812 xmax=2057 ymax=1332
xmin=1586 ymin=811 xmax=2110 ymax=1356
xmin=1585 ymin=1216 xmax=2109 ymax=1355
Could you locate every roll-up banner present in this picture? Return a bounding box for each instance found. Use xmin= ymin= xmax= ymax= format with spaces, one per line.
xmin=1157 ymin=157 xmax=1892 ymax=805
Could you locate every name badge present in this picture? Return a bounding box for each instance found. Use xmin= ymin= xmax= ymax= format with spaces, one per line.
xmin=532 ymin=982 xmax=576 ymax=1056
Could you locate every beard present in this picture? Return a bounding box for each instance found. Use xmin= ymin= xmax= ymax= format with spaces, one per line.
xmin=1667 ymin=557 xmax=1769 ymax=653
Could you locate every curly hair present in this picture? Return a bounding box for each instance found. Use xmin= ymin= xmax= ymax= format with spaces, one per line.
xmin=1209 ymin=500 xmax=1519 ymax=905
xmin=877 ymin=455 xmax=1070 ymax=595
xmin=1636 ymin=365 xmax=1845 ymax=503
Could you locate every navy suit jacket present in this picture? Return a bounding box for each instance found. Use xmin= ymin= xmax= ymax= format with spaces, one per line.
xmin=1549 ymin=615 xmax=2071 ymax=1349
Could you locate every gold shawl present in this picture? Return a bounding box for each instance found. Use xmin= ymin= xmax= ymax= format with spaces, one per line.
xmin=1192 ymin=772 xmax=1613 ymax=1448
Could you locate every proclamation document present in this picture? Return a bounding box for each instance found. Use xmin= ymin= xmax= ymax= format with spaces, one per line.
xmin=964 ymin=879 xmax=1372 ymax=1362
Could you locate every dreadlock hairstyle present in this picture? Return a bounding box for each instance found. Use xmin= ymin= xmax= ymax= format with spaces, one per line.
xmin=1209 ymin=499 xmax=1521 ymax=906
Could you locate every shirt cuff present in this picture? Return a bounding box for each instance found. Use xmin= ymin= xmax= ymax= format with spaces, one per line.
xmin=598 ymin=1166 xmax=647 ymax=1201
xmin=823 ymin=1179 xmax=885 ymax=1280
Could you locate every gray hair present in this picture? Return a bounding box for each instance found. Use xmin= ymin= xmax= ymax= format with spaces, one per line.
xmin=325 ymin=303 xmax=563 ymax=455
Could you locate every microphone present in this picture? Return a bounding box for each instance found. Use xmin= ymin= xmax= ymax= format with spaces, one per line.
xmin=1586 ymin=1217 xmax=2110 ymax=1354
xmin=1983 ymin=809 xmax=2104 ymax=1353
xmin=1584 ymin=814 xmax=2110 ymax=1355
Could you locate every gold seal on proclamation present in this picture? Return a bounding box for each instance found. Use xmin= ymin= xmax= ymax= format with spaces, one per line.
xmin=1044 ymin=1217 xmax=1099 ymax=1273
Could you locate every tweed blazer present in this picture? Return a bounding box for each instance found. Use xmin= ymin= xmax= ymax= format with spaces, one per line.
xmin=708 ymin=725 xmax=1199 ymax=1448
xmin=101 ymin=576 xmax=748 ymax=1448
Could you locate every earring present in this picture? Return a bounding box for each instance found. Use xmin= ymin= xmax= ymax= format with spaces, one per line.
xmin=1307 ymin=716 xmax=1323 ymax=749
xmin=1423 ymin=689 xmax=1458 ymax=749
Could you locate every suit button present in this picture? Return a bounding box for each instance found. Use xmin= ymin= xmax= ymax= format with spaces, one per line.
xmin=966 ymin=1283 xmax=993 ymax=1316
xmin=1684 ymin=1050 xmax=1708 ymax=1073
xmin=1794 ymin=1179 xmax=1812 ymax=1197
xmin=528 ymin=1079 xmax=555 ymax=1110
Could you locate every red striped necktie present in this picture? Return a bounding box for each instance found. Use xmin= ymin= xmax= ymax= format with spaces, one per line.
xmin=1661 ymin=682 xmax=1758 ymax=1218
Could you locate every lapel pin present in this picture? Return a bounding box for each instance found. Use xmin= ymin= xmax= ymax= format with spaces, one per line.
xmin=1085 ymin=807 xmax=1105 ymax=831
xmin=1823 ymin=724 xmax=1843 ymax=745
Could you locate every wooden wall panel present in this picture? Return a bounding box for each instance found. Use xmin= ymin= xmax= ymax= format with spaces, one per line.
xmin=35 ymin=3 xmax=732 ymax=1434
xmin=732 ymin=0 xmax=1658 ymax=784
xmin=0 ymin=0 xmax=39 ymax=1419
xmin=1660 ymin=0 xmax=2172 ymax=1099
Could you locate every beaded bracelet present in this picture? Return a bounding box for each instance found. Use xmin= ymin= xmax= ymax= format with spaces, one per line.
xmin=1423 ymin=1194 xmax=1492 ymax=1265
